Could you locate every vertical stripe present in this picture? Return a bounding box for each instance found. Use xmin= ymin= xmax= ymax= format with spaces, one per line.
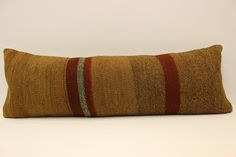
xmin=66 ymin=58 xmax=84 ymax=116
xmin=156 ymin=54 xmax=181 ymax=114
xmin=77 ymin=58 xmax=91 ymax=116
xmin=84 ymin=57 xmax=97 ymax=116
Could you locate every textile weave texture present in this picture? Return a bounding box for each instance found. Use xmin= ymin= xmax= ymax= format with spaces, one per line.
xmin=3 ymin=45 xmax=232 ymax=118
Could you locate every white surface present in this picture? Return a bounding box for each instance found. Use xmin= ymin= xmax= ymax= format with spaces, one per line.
xmin=0 ymin=112 xmax=236 ymax=157
xmin=0 ymin=0 xmax=236 ymax=157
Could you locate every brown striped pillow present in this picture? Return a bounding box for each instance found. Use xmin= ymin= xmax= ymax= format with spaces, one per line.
xmin=3 ymin=45 xmax=232 ymax=118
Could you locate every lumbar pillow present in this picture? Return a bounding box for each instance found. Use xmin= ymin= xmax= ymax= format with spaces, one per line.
xmin=3 ymin=45 xmax=232 ymax=118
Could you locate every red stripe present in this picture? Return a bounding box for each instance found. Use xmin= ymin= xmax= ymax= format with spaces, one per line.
xmin=84 ymin=57 xmax=97 ymax=116
xmin=66 ymin=58 xmax=84 ymax=116
xmin=156 ymin=54 xmax=181 ymax=114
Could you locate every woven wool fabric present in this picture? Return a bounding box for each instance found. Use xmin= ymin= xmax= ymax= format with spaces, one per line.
xmin=3 ymin=45 xmax=232 ymax=118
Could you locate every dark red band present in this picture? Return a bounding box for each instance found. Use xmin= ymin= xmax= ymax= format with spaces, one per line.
xmin=156 ymin=54 xmax=181 ymax=114
xmin=66 ymin=58 xmax=84 ymax=116
xmin=84 ymin=57 xmax=97 ymax=116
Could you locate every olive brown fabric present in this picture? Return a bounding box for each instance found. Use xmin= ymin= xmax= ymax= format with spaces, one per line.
xmin=3 ymin=45 xmax=232 ymax=118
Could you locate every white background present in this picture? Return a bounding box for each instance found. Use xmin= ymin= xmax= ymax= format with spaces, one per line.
xmin=0 ymin=0 xmax=235 ymax=157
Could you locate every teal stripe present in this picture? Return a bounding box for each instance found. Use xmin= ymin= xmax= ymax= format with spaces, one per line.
xmin=77 ymin=58 xmax=91 ymax=116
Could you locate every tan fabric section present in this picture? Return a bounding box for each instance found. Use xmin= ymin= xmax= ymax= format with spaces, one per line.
xmin=171 ymin=45 xmax=232 ymax=114
xmin=129 ymin=56 xmax=166 ymax=114
xmin=3 ymin=49 xmax=73 ymax=117
xmin=91 ymin=56 xmax=138 ymax=116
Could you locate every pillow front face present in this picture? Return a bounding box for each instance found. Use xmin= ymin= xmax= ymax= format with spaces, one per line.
xmin=3 ymin=45 xmax=232 ymax=118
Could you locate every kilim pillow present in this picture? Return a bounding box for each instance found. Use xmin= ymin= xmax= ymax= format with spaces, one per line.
xmin=3 ymin=45 xmax=232 ymax=118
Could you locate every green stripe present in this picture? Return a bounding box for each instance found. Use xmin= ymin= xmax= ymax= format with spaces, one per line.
xmin=77 ymin=58 xmax=91 ymax=116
